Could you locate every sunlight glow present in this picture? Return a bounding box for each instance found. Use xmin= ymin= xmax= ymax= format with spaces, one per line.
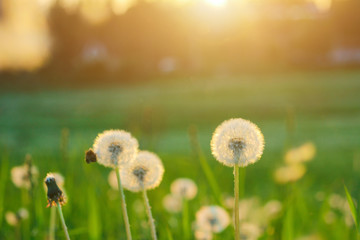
xmin=204 ymin=0 xmax=228 ymax=8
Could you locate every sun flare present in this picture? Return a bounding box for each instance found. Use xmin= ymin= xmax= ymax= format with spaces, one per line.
xmin=204 ymin=0 xmax=228 ymax=8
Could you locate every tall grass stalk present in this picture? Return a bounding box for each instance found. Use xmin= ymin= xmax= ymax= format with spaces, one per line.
xmin=188 ymin=127 xmax=223 ymax=205
xmin=49 ymin=207 xmax=56 ymax=240
xmin=142 ymin=187 xmax=157 ymax=240
xmin=234 ymin=166 xmax=240 ymax=240
xmin=56 ymin=202 xmax=70 ymax=240
xmin=115 ymin=168 xmax=132 ymax=240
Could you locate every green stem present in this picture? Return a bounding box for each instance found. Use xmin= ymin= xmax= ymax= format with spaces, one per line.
xmin=182 ymin=199 xmax=189 ymax=239
xmin=234 ymin=166 xmax=240 ymax=240
xmin=115 ymin=169 xmax=132 ymax=240
xmin=56 ymin=202 xmax=70 ymax=240
xmin=49 ymin=206 xmax=56 ymax=240
xmin=142 ymin=187 xmax=157 ymax=240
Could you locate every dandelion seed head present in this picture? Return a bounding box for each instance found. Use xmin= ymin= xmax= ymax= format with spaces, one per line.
xmin=93 ymin=130 xmax=139 ymax=168
xmin=211 ymin=118 xmax=264 ymax=167
xmin=163 ymin=194 xmax=183 ymax=213
xmin=11 ymin=164 xmax=39 ymax=189
xmin=196 ymin=205 xmax=230 ymax=233
xmin=274 ymin=164 xmax=306 ymax=184
xmin=170 ymin=178 xmax=198 ymax=200
xmin=120 ymin=151 xmax=164 ymax=192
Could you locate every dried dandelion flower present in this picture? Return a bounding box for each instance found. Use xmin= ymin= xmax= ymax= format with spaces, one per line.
xmin=196 ymin=206 xmax=230 ymax=233
xmin=120 ymin=151 xmax=164 ymax=192
xmin=211 ymin=118 xmax=264 ymax=167
xmin=93 ymin=130 xmax=139 ymax=168
xmin=274 ymin=164 xmax=306 ymax=184
xmin=162 ymin=194 xmax=183 ymax=213
xmin=285 ymin=142 xmax=316 ymax=164
xmin=11 ymin=164 xmax=39 ymax=189
xmin=44 ymin=173 xmax=65 ymax=207
xmin=170 ymin=178 xmax=198 ymax=200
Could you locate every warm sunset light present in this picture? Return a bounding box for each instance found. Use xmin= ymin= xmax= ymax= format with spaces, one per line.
xmin=203 ymin=0 xmax=228 ymax=8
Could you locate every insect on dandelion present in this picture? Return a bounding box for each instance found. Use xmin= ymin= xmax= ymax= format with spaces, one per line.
xmin=196 ymin=205 xmax=230 ymax=233
xmin=44 ymin=173 xmax=70 ymax=240
xmin=211 ymin=118 xmax=264 ymax=240
xmin=121 ymin=150 xmax=164 ymax=240
xmin=90 ymin=129 xmax=139 ymax=240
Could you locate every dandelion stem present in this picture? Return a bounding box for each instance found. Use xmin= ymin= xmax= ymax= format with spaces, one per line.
xmin=142 ymin=187 xmax=157 ymax=240
xmin=115 ymin=168 xmax=132 ymax=240
xmin=182 ymin=199 xmax=189 ymax=240
xmin=49 ymin=206 xmax=56 ymax=240
xmin=56 ymin=202 xmax=70 ymax=240
xmin=234 ymin=165 xmax=240 ymax=240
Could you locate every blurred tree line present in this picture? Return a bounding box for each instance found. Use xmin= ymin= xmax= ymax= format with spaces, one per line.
xmin=2 ymin=0 xmax=360 ymax=85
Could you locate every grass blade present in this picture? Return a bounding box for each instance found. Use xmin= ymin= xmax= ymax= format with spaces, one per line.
xmin=344 ymin=184 xmax=359 ymax=231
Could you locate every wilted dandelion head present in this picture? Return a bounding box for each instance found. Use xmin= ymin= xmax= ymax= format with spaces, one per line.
xmin=211 ymin=118 xmax=264 ymax=167
xmin=44 ymin=173 xmax=65 ymax=207
xmin=162 ymin=194 xmax=183 ymax=213
xmin=196 ymin=205 xmax=230 ymax=233
xmin=120 ymin=151 xmax=164 ymax=192
xmin=285 ymin=142 xmax=316 ymax=164
xmin=11 ymin=164 xmax=39 ymax=189
xmin=170 ymin=178 xmax=198 ymax=200
xmin=274 ymin=164 xmax=306 ymax=184
xmin=93 ymin=130 xmax=139 ymax=168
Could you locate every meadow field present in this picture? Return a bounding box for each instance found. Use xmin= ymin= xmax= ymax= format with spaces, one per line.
xmin=1 ymin=70 xmax=360 ymax=239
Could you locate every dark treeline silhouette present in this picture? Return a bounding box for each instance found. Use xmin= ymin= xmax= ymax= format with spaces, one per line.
xmin=2 ymin=0 xmax=360 ymax=86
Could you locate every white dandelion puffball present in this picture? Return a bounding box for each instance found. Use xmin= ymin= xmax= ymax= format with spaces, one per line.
xmin=211 ymin=118 xmax=264 ymax=167
xmin=11 ymin=165 xmax=39 ymax=189
xmin=196 ymin=205 xmax=230 ymax=233
xmin=170 ymin=178 xmax=198 ymax=200
xmin=285 ymin=142 xmax=316 ymax=164
xmin=162 ymin=194 xmax=183 ymax=213
xmin=120 ymin=150 xmax=164 ymax=192
xmin=93 ymin=130 xmax=139 ymax=168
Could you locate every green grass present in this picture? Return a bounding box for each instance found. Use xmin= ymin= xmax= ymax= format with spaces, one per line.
xmin=1 ymin=70 xmax=360 ymax=239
